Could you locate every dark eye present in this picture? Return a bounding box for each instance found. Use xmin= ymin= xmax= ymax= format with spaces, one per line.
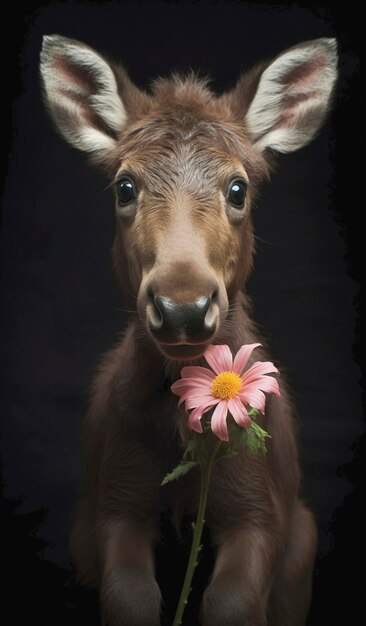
xmin=227 ymin=179 xmax=247 ymax=209
xmin=116 ymin=177 xmax=137 ymax=206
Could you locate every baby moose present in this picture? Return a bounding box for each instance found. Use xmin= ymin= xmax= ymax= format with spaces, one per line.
xmin=40 ymin=35 xmax=337 ymax=626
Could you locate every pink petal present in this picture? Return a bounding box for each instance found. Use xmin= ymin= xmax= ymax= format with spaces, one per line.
xmin=210 ymin=400 xmax=229 ymax=441
xmin=171 ymin=379 xmax=187 ymax=396
xmin=173 ymin=388 xmax=213 ymax=408
xmin=178 ymin=391 xmax=213 ymax=411
xmin=187 ymin=398 xmax=220 ymax=431
xmin=187 ymin=403 xmax=215 ymax=433
xmin=255 ymin=376 xmax=280 ymax=397
xmin=187 ymin=406 xmax=204 ymax=433
xmin=242 ymin=361 xmax=279 ymax=385
xmin=181 ymin=366 xmax=215 ymax=381
xmin=171 ymin=378 xmax=211 ymax=395
xmin=171 ymin=386 xmax=194 ymax=405
xmin=204 ymin=344 xmax=233 ymax=375
xmin=171 ymin=381 xmax=211 ymax=402
xmin=239 ymin=386 xmax=266 ymax=413
xmin=243 ymin=374 xmax=280 ymax=398
xmin=232 ymin=343 xmax=261 ymax=375
xmin=228 ymin=397 xmax=251 ymax=429
xmin=181 ymin=394 xmax=219 ymax=411
xmin=171 ymin=377 xmax=212 ymax=407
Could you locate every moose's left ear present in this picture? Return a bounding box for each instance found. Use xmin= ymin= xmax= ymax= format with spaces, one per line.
xmin=243 ymin=38 xmax=338 ymax=153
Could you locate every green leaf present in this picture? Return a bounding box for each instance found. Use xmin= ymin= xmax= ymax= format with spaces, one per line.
xmin=247 ymin=407 xmax=261 ymax=419
xmin=230 ymin=419 xmax=271 ymax=457
xmin=161 ymin=460 xmax=199 ymax=486
xmin=250 ymin=421 xmax=270 ymax=439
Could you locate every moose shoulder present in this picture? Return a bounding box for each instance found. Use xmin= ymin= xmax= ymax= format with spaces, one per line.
xmin=40 ymin=35 xmax=337 ymax=626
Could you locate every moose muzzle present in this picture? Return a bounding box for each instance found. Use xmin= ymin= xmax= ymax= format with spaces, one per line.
xmin=148 ymin=294 xmax=217 ymax=344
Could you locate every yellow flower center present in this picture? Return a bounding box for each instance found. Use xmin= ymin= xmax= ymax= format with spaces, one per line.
xmin=211 ymin=371 xmax=242 ymax=400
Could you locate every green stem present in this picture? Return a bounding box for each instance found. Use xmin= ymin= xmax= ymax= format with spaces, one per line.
xmin=172 ymin=438 xmax=222 ymax=626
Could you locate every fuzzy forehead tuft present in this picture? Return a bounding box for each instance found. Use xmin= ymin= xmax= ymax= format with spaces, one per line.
xmin=150 ymin=72 xmax=215 ymax=106
xmin=115 ymin=73 xmax=269 ymax=182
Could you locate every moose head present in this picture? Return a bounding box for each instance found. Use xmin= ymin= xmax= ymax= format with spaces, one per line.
xmin=40 ymin=35 xmax=337 ymax=361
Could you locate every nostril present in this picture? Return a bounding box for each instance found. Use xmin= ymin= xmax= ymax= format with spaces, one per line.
xmin=147 ymin=286 xmax=155 ymax=303
xmin=211 ymin=289 xmax=219 ymax=303
xmin=146 ymin=293 xmax=163 ymax=329
xmin=204 ymin=294 xmax=219 ymax=330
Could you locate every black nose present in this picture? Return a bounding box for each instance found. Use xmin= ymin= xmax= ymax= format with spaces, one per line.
xmin=149 ymin=295 xmax=216 ymax=344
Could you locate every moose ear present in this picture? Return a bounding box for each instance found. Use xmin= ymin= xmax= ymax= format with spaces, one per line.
xmin=40 ymin=35 xmax=128 ymax=155
xmin=242 ymin=38 xmax=338 ymax=153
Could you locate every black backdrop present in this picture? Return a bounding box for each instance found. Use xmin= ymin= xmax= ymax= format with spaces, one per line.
xmin=0 ymin=1 xmax=364 ymax=625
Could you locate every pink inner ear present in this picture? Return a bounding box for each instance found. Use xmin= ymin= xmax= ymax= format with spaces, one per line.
xmin=278 ymin=91 xmax=317 ymax=126
xmin=54 ymin=57 xmax=117 ymax=138
xmin=281 ymin=53 xmax=326 ymax=89
xmin=54 ymin=55 xmax=99 ymax=96
xmin=65 ymin=96 xmax=116 ymax=138
xmin=277 ymin=107 xmax=299 ymax=126
xmin=276 ymin=53 xmax=328 ymax=127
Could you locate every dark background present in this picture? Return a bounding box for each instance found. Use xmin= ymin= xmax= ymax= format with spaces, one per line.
xmin=0 ymin=1 xmax=364 ymax=625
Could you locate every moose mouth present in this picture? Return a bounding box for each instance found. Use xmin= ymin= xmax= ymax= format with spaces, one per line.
xmin=157 ymin=341 xmax=211 ymax=361
xmin=138 ymin=278 xmax=227 ymax=361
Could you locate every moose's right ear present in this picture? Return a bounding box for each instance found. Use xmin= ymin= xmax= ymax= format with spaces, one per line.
xmin=40 ymin=35 xmax=128 ymax=155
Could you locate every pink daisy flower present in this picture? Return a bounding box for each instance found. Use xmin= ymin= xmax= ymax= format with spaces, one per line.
xmin=171 ymin=343 xmax=280 ymax=442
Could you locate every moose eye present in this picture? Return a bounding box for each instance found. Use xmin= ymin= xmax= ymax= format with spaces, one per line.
xmin=116 ymin=177 xmax=137 ymax=206
xmin=227 ymin=179 xmax=247 ymax=209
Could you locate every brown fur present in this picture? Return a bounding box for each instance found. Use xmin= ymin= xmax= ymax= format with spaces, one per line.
xmin=68 ymin=74 xmax=316 ymax=623
xmin=41 ymin=41 xmax=323 ymax=625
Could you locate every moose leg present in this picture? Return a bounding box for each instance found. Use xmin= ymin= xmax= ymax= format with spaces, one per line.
xmin=268 ymin=502 xmax=317 ymax=626
xmin=95 ymin=430 xmax=163 ymax=626
xmin=202 ymin=527 xmax=278 ymax=626
xmin=99 ymin=518 xmax=161 ymax=626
